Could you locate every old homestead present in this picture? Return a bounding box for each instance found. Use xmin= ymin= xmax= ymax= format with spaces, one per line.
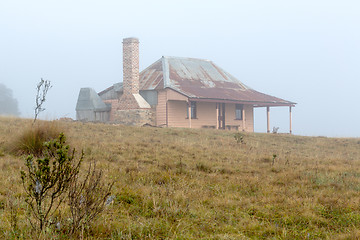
xmin=76 ymin=37 xmax=296 ymax=133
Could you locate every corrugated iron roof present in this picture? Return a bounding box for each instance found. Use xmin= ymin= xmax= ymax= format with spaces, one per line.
xmin=101 ymin=56 xmax=295 ymax=106
xmin=139 ymin=59 xmax=164 ymax=90
xmin=138 ymin=56 xmax=295 ymax=106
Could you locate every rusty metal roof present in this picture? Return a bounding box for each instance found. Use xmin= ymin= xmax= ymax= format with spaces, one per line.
xmin=139 ymin=59 xmax=164 ymax=90
xmin=138 ymin=56 xmax=295 ymax=106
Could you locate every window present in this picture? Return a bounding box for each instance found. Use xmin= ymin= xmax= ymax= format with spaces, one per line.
xmin=187 ymin=101 xmax=197 ymax=119
xmin=235 ymin=104 xmax=243 ymax=120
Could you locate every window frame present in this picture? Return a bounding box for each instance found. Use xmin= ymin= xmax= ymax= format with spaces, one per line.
xmin=235 ymin=104 xmax=243 ymax=120
xmin=186 ymin=101 xmax=197 ymax=119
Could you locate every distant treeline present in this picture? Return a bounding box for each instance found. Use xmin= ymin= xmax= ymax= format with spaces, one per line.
xmin=0 ymin=83 xmax=20 ymax=116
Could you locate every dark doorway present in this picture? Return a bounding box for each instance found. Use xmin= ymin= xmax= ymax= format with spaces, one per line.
xmin=218 ymin=103 xmax=225 ymax=129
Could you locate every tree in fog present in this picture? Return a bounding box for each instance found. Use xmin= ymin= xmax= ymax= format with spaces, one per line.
xmin=0 ymin=83 xmax=20 ymax=116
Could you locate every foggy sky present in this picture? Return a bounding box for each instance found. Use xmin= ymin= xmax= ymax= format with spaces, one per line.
xmin=1 ymin=0 xmax=359 ymax=137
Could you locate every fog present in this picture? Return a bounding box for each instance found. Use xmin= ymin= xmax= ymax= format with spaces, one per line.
xmin=0 ymin=83 xmax=20 ymax=116
xmin=1 ymin=0 xmax=359 ymax=137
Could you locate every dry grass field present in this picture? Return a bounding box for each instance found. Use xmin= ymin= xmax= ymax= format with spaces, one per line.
xmin=1 ymin=116 xmax=360 ymax=239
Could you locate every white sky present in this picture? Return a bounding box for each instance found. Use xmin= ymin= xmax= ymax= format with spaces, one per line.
xmin=1 ymin=0 xmax=359 ymax=137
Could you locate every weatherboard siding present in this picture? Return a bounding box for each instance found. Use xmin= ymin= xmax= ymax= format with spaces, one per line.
xmin=244 ymin=105 xmax=254 ymax=131
xmin=166 ymin=88 xmax=188 ymax=101
xmin=191 ymin=102 xmax=217 ymax=128
xmin=167 ymin=101 xmax=218 ymax=128
xmin=246 ymin=105 xmax=254 ymax=131
xmin=224 ymin=104 xmax=254 ymax=132
xmin=165 ymin=101 xmax=253 ymax=131
xmin=167 ymin=101 xmax=188 ymax=128
xmin=156 ymin=90 xmax=167 ymax=126
xmin=156 ymin=88 xmax=192 ymax=127
xmin=156 ymin=88 xmax=254 ymax=131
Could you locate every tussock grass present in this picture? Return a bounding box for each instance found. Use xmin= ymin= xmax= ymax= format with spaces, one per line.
xmin=5 ymin=119 xmax=63 ymax=156
xmin=1 ymin=116 xmax=360 ymax=239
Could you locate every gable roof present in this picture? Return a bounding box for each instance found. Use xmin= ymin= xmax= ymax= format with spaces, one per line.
xmin=138 ymin=56 xmax=295 ymax=106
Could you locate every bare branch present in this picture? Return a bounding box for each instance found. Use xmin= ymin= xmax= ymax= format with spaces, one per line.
xmin=33 ymin=78 xmax=52 ymax=125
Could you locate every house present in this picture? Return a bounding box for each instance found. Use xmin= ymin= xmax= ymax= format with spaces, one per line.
xmin=76 ymin=37 xmax=296 ymax=133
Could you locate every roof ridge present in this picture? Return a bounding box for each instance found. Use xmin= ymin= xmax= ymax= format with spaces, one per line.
xmin=162 ymin=56 xmax=212 ymax=62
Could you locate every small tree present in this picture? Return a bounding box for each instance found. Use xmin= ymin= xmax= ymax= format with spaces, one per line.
xmin=33 ymin=78 xmax=52 ymax=124
xmin=20 ymin=133 xmax=83 ymax=231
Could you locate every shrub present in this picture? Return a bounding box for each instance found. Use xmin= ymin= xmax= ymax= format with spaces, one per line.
xmin=20 ymin=132 xmax=114 ymax=236
xmin=20 ymin=133 xmax=83 ymax=231
xmin=272 ymin=127 xmax=279 ymax=134
xmin=68 ymin=162 xmax=114 ymax=234
xmin=8 ymin=121 xmax=62 ymax=156
xmin=272 ymin=154 xmax=277 ymax=165
xmin=234 ymin=132 xmax=245 ymax=144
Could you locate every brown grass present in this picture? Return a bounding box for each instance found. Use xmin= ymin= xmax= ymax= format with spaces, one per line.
xmin=5 ymin=119 xmax=63 ymax=156
xmin=1 ymin=116 xmax=360 ymax=239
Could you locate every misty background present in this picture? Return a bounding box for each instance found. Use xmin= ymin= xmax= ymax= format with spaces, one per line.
xmin=0 ymin=83 xmax=20 ymax=116
xmin=0 ymin=0 xmax=359 ymax=137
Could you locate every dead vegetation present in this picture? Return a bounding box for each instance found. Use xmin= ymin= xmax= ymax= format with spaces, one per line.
xmin=0 ymin=116 xmax=360 ymax=239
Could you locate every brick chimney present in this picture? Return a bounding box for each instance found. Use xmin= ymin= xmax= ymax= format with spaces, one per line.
xmin=123 ymin=38 xmax=139 ymax=95
xmin=118 ymin=37 xmax=150 ymax=110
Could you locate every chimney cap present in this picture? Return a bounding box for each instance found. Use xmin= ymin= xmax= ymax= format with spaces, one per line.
xmin=123 ymin=37 xmax=139 ymax=43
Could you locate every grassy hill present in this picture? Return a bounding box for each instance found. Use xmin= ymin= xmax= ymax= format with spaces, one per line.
xmin=0 ymin=117 xmax=360 ymax=239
